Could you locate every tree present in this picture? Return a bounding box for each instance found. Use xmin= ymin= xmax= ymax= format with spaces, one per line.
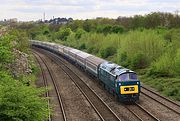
xmin=75 ymin=28 xmax=86 ymax=39
xmin=111 ymin=25 xmax=124 ymax=33
xmin=0 ymin=71 xmax=49 ymax=121
xmin=56 ymin=28 xmax=72 ymax=41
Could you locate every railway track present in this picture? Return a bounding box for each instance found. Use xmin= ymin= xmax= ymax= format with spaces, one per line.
xmin=141 ymin=86 xmax=180 ymax=115
xmin=34 ymin=48 xmax=122 ymax=121
xmin=33 ymin=52 xmax=51 ymax=121
xmin=125 ymin=102 xmax=160 ymax=121
xmin=33 ymin=51 xmax=67 ymax=121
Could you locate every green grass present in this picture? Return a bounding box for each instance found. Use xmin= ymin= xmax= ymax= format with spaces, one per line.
xmin=140 ymin=75 xmax=180 ymax=101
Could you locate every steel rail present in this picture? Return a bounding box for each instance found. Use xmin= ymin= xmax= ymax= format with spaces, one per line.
xmin=141 ymin=86 xmax=180 ymax=115
xmin=33 ymin=52 xmax=51 ymax=121
xmin=33 ymin=51 xmax=67 ymax=121
xmin=135 ymin=102 xmax=160 ymax=121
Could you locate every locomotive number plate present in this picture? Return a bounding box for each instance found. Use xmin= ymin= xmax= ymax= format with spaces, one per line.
xmin=120 ymin=85 xmax=138 ymax=94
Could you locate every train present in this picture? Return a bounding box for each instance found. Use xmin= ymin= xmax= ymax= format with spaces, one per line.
xmin=30 ymin=40 xmax=141 ymax=102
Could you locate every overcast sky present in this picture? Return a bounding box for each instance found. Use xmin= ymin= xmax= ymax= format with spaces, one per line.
xmin=0 ymin=0 xmax=179 ymax=21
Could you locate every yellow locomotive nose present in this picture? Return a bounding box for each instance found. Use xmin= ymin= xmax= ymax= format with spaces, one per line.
xmin=120 ymin=85 xmax=138 ymax=94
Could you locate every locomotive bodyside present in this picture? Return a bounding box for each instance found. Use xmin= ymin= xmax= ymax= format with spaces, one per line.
xmin=99 ymin=62 xmax=140 ymax=102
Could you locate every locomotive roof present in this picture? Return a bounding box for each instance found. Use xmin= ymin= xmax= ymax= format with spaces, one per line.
xmin=100 ymin=62 xmax=134 ymax=76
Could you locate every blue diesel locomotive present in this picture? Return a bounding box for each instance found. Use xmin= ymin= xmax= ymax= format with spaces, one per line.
xmin=31 ymin=40 xmax=141 ymax=102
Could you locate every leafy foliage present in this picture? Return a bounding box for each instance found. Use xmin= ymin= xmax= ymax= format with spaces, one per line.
xmin=147 ymin=52 xmax=174 ymax=77
xmin=174 ymin=49 xmax=180 ymax=76
xmin=0 ymin=27 xmax=49 ymax=121
xmin=55 ymin=28 xmax=72 ymax=41
xmin=75 ymin=28 xmax=86 ymax=39
xmin=100 ymin=47 xmax=116 ymax=58
xmin=0 ymin=35 xmax=14 ymax=65
xmin=0 ymin=71 xmax=49 ymax=121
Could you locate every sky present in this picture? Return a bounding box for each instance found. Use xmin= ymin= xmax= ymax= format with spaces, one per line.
xmin=0 ymin=0 xmax=179 ymax=21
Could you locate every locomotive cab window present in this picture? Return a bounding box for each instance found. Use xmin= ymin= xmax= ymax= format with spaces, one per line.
xmin=119 ymin=73 xmax=137 ymax=81
xmin=119 ymin=73 xmax=128 ymax=81
xmin=129 ymin=73 xmax=137 ymax=80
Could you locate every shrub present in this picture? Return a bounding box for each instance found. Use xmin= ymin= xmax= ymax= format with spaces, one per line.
xmin=78 ymin=43 xmax=86 ymax=50
xmin=97 ymin=25 xmax=112 ymax=35
xmin=75 ymin=28 xmax=86 ymax=39
xmin=174 ymin=49 xmax=180 ymax=76
xmin=147 ymin=52 xmax=174 ymax=77
xmin=130 ymin=52 xmax=148 ymax=69
xmin=117 ymin=51 xmax=129 ymax=67
xmin=87 ymin=46 xmax=99 ymax=54
xmin=35 ymin=34 xmax=48 ymax=41
xmin=100 ymin=47 xmax=116 ymax=58
xmin=0 ymin=46 xmax=14 ymax=64
xmin=56 ymin=28 xmax=72 ymax=41
xmin=111 ymin=25 xmax=124 ymax=33
xmin=0 ymin=35 xmax=14 ymax=64
xmin=0 ymin=71 xmax=49 ymax=121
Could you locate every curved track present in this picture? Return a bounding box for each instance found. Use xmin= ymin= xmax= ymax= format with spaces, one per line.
xmin=33 ymin=52 xmax=51 ymax=121
xmin=34 ymin=48 xmax=122 ymax=121
xmin=33 ymin=51 xmax=67 ymax=121
xmin=141 ymin=86 xmax=180 ymax=115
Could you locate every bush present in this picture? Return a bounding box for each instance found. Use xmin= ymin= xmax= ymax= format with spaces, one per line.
xmin=130 ymin=52 xmax=148 ymax=69
xmin=78 ymin=43 xmax=86 ymax=50
xmin=147 ymin=52 xmax=174 ymax=77
xmin=0 ymin=71 xmax=49 ymax=121
xmin=87 ymin=46 xmax=99 ymax=54
xmin=75 ymin=28 xmax=86 ymax=39
xmin=111 ymin=25 xmax=124 ymax=33
xmin=100 ymin=47 xmax=116 ymax=58
xmin=174 ymin=49 xmax=180 ymax=76
xmin=35 ymin=34 xmax=48 ymax=41
xmin=0 ymin=35 xmax=14 ymax=64
xmin=0 ymin=27 xmax=50 ymax=121
xmin=56 ymin=28 xmax=72 ymax=41
xmin=0 ymin=46 xmax=14 ymax=64
xmin=97 ymin=25 xmax=112 ymax=35
xmin=117 ymin=51 xmax=129 ymax=67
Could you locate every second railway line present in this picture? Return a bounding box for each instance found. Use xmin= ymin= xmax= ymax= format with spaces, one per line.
xmin=33 ymin=51 xmax=67 ymax=121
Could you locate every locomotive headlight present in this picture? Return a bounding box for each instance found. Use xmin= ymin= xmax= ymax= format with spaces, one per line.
xmin=137 ymin=82 xmax=139 ymax=84
xmin=119 ymin=83 xmax=121 ymax=86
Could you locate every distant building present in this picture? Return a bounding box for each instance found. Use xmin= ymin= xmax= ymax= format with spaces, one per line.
xmin=7 ymin=18 xmax=18 ymax=22
xmin=44 ymin=17 xmax=73 ymax=24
